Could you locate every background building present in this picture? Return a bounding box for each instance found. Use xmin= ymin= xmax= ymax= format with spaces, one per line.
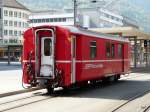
xmin=29 ymin=12 xmax=74 ymax=27
xmin=0 ymin=0 xmax=30 ymax=59
xmin=29 ymin=7 xmax=123 ymax=29
xmin=122 ymin=16 xmax=139 ymax=29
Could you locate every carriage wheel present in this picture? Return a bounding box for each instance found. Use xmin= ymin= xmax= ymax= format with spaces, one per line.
xmin=46 ymin=87 xmax=54 ymax=94
xmin=114 ymin=75 xmax=120 ymax=82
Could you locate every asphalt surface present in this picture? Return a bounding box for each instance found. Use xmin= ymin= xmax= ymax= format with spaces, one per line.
xmin=0 ymin=69 xmax=149 ymax=112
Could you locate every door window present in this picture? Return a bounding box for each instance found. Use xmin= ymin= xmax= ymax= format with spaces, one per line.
xmin=44 ymin=38 xmax=52 ymax=56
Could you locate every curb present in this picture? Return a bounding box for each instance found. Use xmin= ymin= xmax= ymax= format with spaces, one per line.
xmin=0 ymin=88 xmax=41 ymax=98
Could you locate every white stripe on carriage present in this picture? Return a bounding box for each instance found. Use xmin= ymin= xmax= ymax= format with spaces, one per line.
xmin=56 ymin=59 xmax=130 ymax=63
xmin=23 ymin=60 xmax=36 ymax=63
xmin=23 ymin=59 xmax=130 ymax=63
xmin=56 ymin=60 xmax=72 ymax=63
xmin=76 ymin=59 xmax=130 ymax=63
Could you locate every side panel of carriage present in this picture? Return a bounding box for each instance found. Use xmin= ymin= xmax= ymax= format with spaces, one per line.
xmin=73 ymin=33 xmax=130 ymax=83
xmin=22 ymin=29 xmax=36 ymax=85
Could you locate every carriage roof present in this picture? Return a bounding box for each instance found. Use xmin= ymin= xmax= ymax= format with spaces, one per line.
xmin=29 ymin=25 xmax=129 ymax=43
xmin=63 ymin=26 xmax=129 ymax=42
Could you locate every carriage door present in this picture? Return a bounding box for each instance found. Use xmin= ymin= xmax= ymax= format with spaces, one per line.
xmin=122 ymin=44 xmax=125 ymax=72
xmin=71 ymin=36 xmax=76 ymax=84
xmin=40 ymin=37 xmax=54 ymax=78
xmin=119 ymin=44 xmax=124 ymax=72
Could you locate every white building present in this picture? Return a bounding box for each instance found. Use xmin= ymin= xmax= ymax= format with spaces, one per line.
xmin=65 ymin=7 xmax=123 ymax=28
xmin=99 ymin=8 xmax=123 ymax=27
xmin=29 ymin=11 xmax=90 ymax=28
xmin=0 ymin=0 xmax=30 ymax=42
xmin=0 ymin=0 xmax=30 ymax=58
xmin=29 ymin=12 xmax=74 ymax=27
xmin=29 ymin=7 xmax=123 ymax=29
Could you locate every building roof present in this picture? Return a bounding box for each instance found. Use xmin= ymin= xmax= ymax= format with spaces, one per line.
xmin=90 ymin=27 xmax=150 ymax=40
xmin=3 ymin=0 xmax=29 ymax=11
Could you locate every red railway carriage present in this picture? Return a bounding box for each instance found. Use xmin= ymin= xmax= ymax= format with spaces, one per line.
xmin=22 ymin=25 xmax=130 ymax=92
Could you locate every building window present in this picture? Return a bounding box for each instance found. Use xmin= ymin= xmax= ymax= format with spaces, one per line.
xmin=14 ymin=21 xmax=17 ymax=27
xmin=9 ymin=30 xmax=13 ymax=36
xmin=22 ymin=22 xmax=25 ymax=28
xmin=0 ymin=8 xmax=1 ymax=19
xmin=22 ymin=13 xmax=25 ymax=18
xmin=19 ymin=12 xmax=21 ymax=18
xmin=4 ymin=20 xmax=8 ymax=26
xmin=4 ymin=30 xmax=8 ymax=36
xmin=14 ymin=11 xmax=17 ymax=17
xmin=53 ymin=18 xmax=56 ymax=22
xmin=50 ymin=18 xmax=53 ymax=22
xmin=111 ymin=44 xmax=115 ymax=58
xmin=37 ymin=19 xmax=41 ymax=23
xmin=31 ymin=19 xmax=35 ymax=23
xmin=106 ymin=43 xmax=111 ymax=58
xmin=14 ymin=30 xmax=17 ymax=36
xmin=42 ymin=19 xmax=46 ymax=22
xmin=9 ymin=11 xmax=13 ymax=17
xmin=19 ymin=31 xmax=22 ymax=36
xmin=118 ymin=44 xmax=123 ymax=57
xmin=18 ymin=22 xmax=21 ymax=27
xmin=90 ymin=41 xmax=97 ymax=58
xmin=4 ymin=10 xmax=8 ymax=16
xmin=62 ymin=18 xmax=66 ymax=22
xmin=9 ymin=21 xmax=13 ymax=26
xmin=45 ymin=19 xmax=49 ymax=22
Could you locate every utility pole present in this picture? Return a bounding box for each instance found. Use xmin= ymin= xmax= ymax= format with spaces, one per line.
xmin=73 ymin=0 xmax=77 ymax=26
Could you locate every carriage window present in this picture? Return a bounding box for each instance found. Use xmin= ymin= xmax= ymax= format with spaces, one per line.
xmin=106 ymin=43 xmax=111 ymax=58
xmin=90 ymin=41 xmax=97 ymax=58
xmin=111 ymin=44 xmax=115 ymax=58
xmin=44 ymin=39 xmax=52 ymax=56
xmin=118 ymin=44 xmax=122 ymax=57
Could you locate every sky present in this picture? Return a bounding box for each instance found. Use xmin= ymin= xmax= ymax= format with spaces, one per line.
xmin=129 ymin=0 xmax=150 ymax=13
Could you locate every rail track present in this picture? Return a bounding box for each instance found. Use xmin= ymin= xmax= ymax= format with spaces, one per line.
xmin=143 ymin=105 xmax=150 ymax=112
xmin=111 ymin=89 xmax=150 ymax=112
xmin=111 ymin=74 xmax=150 ymax=112
xmin=0 ymin=73 xmax=149 ymax=112
xmin=0 ymin=91 xmax=57 ymax=112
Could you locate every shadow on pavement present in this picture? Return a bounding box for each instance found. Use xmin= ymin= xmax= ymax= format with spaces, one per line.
xmin=45 ymin=79 xmax=150 ymax=101
xmin=0 ymin=62 xmax=21 ymax=71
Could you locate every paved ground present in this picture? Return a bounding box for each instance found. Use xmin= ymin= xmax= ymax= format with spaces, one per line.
xmin=0 ymin=62 xmax=23 ymax=94
xmin=0 ymin=65 xmax=149 ymax=112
